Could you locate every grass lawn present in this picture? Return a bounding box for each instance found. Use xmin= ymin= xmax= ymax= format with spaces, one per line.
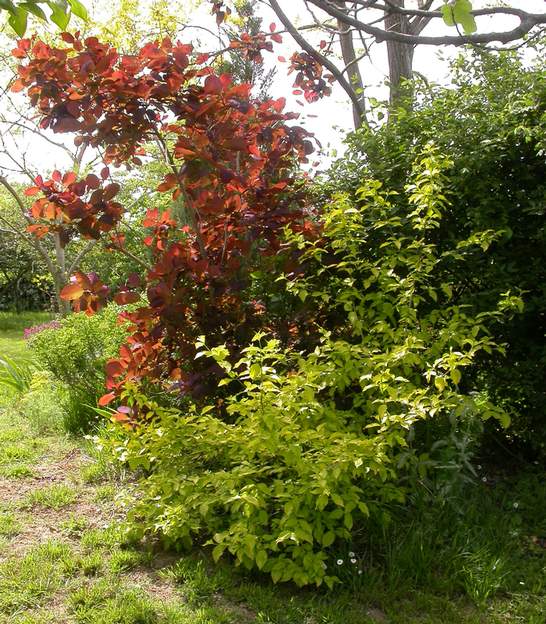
xmin=0 ymin=313 xmax=545 ymax=623
xmin=0 ymin=311 xmax=54 ymax=360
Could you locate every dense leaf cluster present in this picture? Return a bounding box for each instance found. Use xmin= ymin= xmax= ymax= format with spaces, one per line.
xmin=326 ymin=49 xmax=546 ymax=454
xmin=105 ymin=148 xmax=516 ymax=586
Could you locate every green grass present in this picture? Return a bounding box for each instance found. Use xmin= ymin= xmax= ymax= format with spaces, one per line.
xmin=0 ymin=419 xmax=544 ymax=624
xmin=0 ymin=311 xmax=53 ymax=360
xmin=0 ymin=541 xmax=76 ymax=615
xmin=23 ymin=483 xmax=79 ymax=510
xmin=0 ymin=509 xmax=20 ymax=538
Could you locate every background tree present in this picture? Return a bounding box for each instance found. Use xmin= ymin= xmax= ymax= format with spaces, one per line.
xmin=209 ymin=1 xmax=546 ymax=126
xmin=0 ymin=1 xmax=198 ymax=312
xmin=324 ymin=45 xmax=546 ymax=456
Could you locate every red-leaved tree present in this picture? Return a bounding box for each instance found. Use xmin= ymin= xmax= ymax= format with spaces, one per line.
xmin=13 ymin=33 xmax=316 ymax=411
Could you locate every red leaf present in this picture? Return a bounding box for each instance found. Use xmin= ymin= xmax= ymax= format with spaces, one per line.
xmin=204 ymin=75 xmax=223 ymax=95
xmin=98 ymin=392 xmax=116 ymax=406
xmin=63 ymin=171 xmax=77 ymax=186
xmin=269 ymin=22 xmax=276 ymax=32
xmin=103 ymin=182 xmax=120 ymax=201
xmin=113 ymin=411 xmax=130 ymax=422
xmin=100 ymin=166 xmax=110 ymax=180
xmin=157 ymin=174 xmax=178 ymax=192
xmin=24 ymin=187 xmax=40 ymax=197
xmin=127 ymin=273 xmax=141 ymax=288
xmin=105 ymin=360 xmax=125 ymax=377
xmin=86 ymin=174 xmax=101 ymax=190
xmin=11 ymin=79 xmax=25 ymax=93
xmin=319 ymin=40 xmax=327 ymax=49
xmin=114 ymin=291 xmax=140 ymax=305
xmin=61 ymin=32 xmax=75 ymax=44
xmin=60 ymin=283 xmax=85 ymax=300
xmin=271 ymin=34 xmax=283 ymax=44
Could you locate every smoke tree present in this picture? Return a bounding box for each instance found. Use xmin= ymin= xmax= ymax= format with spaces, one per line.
xmin=12 ymin=32 xmax=316 ymax=404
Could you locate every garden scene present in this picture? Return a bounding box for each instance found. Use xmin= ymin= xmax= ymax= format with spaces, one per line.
xmin=0 ymin=1 xmax=545 ymax=622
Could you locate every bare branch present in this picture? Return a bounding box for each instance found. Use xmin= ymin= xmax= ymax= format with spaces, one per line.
xmin=306 ymin=1 xmax=546 ymax=46
xmin=67 ymin=239 xmax=99 ymax=275
xmin=269 ymin=0 xmax=368 ymax=126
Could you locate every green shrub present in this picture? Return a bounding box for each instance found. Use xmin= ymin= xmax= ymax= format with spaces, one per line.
xmin=29 ymin=304 xmax=130 ymax=433
xmin=326 ymin=48 xmax=546 ymax=455
xmin=107 ymin=147 xmax=518 ymax=588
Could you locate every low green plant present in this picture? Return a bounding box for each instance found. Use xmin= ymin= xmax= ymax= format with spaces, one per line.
xmin=108 ymin=549 xmax=145 ymax=574
xmin=0 ymin=355 xmax=34 ymax=395
xmin=0 ymin=510 xmax=20 ymax=538
xmin=17 ymin=371 xmax=65 ymax=434
xmin=0 ymin=464 xmax=34 ymax=478
xmin=69 ymin=581 xmax=158 ymax=624
xmin=60 ymin=514 xmax=90 ymax=537
xmin=456 ymin=548 xmax=508 ymax=606
xmin=29 ymin=304 xmax=131 ymax=433
xmin=77 ymin=552 xmax=104 ymax=577
xmin=23 ymin=484 xmax=78 ymax=510
xmin=107 ymin=146 xmax=519 ymax=588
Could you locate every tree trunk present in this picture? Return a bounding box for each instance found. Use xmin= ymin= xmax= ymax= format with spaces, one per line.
xmin=384 ymin=0 xmax=415 ymax=106
xmin=53 ymin=232 xmax=70 ymax=316
xmin=334 ymin=1 xmax=366 ymax=128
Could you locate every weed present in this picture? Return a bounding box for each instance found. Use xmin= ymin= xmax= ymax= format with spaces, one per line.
xmin=23 ymin=484 xmax=78 ymax=510
xmin=69 ymin=581 xmax=159 ymax=623
xmin=108 ymin=549 xmax=145 ymax=574
xmin=93 ymin=483 xmax=115 ymax=502
xmin=80 ymin=525 xmax=127 ymax=550
xmin=80 ymin=462 xmax=107 ymax=484
xmin=164 ymin=558 xmax=223 ymax=605
xmin=60 ymin=514 xmax=89 ymax=537
xmin=0 ymin=464 xmax=34 ymax=478
xmin=77 ymin=552 xmax=104 ymax=577
xmin=0 ymin=355 xmax=34 ymax=395
xmin=457 ymin=548 xmax=508 ymax=605
xmin=0 ymin=444 xmax=33 ymax=464
xmin=0 ymin=510 xmax=20 ymax=537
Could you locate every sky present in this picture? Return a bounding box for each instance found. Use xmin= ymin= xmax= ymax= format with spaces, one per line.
xmin=0 ymin=0 xmax=545 ymax=177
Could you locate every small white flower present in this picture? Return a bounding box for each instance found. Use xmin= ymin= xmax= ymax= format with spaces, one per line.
xmin=337 ymin=559 xmax=343 ymax=565
xmin=350 ymin=558 xmax=357 ymax=564
xmin=519 ymin=581 xmax=525 ymax=585
xmin=477 ymin=464 xmax=482 ymax=470
xmin=348 ymin=551 xmax=355 ymax=558
xmin=358 ymin=569 xmax=363 ymax=574
xmin=482 ymin=476 xmax=487 ymax=482
xmin=513 ymin=502 xmax=519 ymax=509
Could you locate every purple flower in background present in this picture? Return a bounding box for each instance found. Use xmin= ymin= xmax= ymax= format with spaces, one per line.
xmin=24 ymin=320 xmax=62 ymax=340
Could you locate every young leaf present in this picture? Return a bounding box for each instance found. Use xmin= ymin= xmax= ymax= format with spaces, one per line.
xmin=0 ymin=0 xmax=16 ymax=14
xmin=20 ymin=2 xmax=47 ymax=20
xmin=8 ymin=7 xmax=28 ymax=36
xmin=47 ymin=0 xmax=71 ymax=29
xmin=67 ymin=0 xmax=87 ymax=19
